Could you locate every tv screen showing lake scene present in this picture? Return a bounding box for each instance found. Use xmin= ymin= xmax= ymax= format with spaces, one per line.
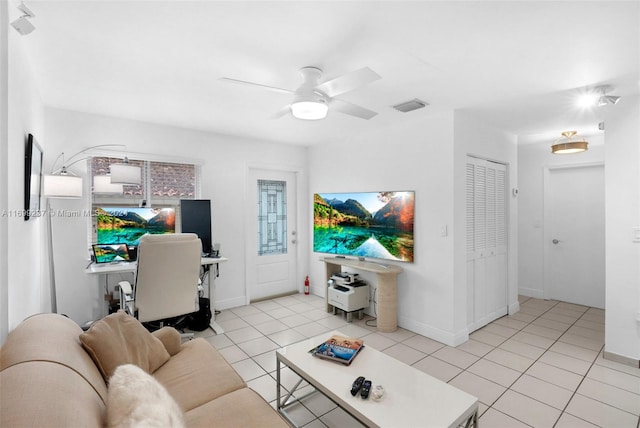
xmin=313 ymin=191 xmax=414 ymax=263
xmin=96 ymin=207 xmax=175 ymax=246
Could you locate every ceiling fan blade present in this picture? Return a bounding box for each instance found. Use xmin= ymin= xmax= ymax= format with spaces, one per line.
xmin=331 ymin=98 xmax=378 ymax=120
xmin=219 ymin=77 xmax=294 ymax=95
xmin=316 ymin=67 xmax=381 ymax=98
xmin=270 ymin=105 xmax=291 ymax=119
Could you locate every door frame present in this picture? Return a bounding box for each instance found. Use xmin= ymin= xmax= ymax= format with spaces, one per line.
xmin=244 ymin=162 xmax=304 ymax=305
xmin=542 ymin=161 xmax=604 ymax=301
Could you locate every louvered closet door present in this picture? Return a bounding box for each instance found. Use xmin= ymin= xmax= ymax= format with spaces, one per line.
xmin=466 ymin=157 xmax=508 ymax=332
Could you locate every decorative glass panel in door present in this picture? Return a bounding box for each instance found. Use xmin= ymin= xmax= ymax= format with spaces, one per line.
xmin=257 ymin=179 xmax=287 ymax=256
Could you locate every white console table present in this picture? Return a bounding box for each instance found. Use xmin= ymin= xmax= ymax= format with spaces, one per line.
xmin=322 ymin=256 xmax=403 ymax=332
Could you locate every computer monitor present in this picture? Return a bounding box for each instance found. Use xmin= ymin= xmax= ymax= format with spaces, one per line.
xmin=180 ymin=199 xmax=212 ymax=255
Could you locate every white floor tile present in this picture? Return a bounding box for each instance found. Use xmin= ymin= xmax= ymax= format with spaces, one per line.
xmin=538 ymin=350 xmax=592 ymax=376
xmin=382 ymin=342 xmax=427 ymax=366
xmin=565 ymin=393 xmax=638 ymax=428
xmin=467 ymin=358 xmax=521 ymax=387
xmin=493 ymin=390 xmax=562 ymax=428
xmin=412 ymin=356 xmax=462 ymax=382
xmin=404 ymin=334 xmax=446 ymax=354
xmin=455 ymin=339 xmax=494 ymax=357
xmin=448 ymin=371 xmax=506 ymax=406
xmin=525 ymin=361 xmax=583 ymax=392
xmin=479 ymin=408 xmax=531 ymax=427
xmin=587 ymin=364 xmax=640 ymax=394
xmin=577 ymin=378 xmax=640 ymax=415
xmin=484 ymin=348 xmax=535 ymax=372
xmin=432 ymin=346 xmax=479 ymax=369
xmin=510 ymin=374 xmax=574 ymax=410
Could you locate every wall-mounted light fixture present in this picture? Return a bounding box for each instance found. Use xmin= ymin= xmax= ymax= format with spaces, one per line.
xmin=551 ymin=131 xmax=588 ymax=155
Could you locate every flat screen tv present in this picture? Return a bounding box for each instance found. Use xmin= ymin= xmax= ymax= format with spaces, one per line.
xmin=180 ymin=199 xmax=212 ymax=255
xmin=313 ymin=191 xmax=415 ymax=263
xmin=96 ymin=207 xmax=175 ymax=247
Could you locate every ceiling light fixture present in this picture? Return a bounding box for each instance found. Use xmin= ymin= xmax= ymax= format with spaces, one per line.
xmin=290 ymin=92 xmax=328 ymax=120
xmin=289 ymin=67 xmax=329 ymax=120
xmin=10 ymin=2 xmax=36 ymax=36
xmin=551 ymin=131 xmax=588 ymax=154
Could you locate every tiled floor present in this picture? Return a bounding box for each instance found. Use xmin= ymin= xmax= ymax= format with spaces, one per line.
xmin=194 ymin=294 xmax=640 ymax=427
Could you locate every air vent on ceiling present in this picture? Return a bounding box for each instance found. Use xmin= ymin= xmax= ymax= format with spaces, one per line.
xmin=392 ymin=98 xmax=429 ymax=113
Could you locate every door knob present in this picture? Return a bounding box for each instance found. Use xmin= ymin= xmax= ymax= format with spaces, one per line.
xmin=552 ymin=239 xmax=560 ymax=244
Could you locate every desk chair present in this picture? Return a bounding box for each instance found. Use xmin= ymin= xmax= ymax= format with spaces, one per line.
xmin=118 ymin=233 xmax=202 ymax=337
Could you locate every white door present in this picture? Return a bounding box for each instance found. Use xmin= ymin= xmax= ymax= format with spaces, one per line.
xmin=466 ymin=157 xmax=508 ymax=332
xmin=544 ymin=164 xmax=605 ymax=308
xmin=247 ymin=169 xmax=298 ymax=302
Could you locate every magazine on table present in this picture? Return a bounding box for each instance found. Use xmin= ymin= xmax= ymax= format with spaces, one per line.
xmin=309 ymin=334 xmax=364 ymax=365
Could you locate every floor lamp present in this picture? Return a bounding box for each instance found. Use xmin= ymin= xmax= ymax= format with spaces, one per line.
xmin=42 ymin=145 xmax=140 ymax=313
xmin=43 ymin=171 xmax=82 ymax=313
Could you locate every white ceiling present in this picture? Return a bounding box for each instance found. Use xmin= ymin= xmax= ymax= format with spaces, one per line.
xmin=13 ymin=1 xmax=640 ymax=146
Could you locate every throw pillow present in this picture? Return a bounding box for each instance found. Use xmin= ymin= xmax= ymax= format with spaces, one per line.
xmin=107 ymin=364 xmax=184 ymax=428
xmin=80 ymin=310 xmax=170 ymax=381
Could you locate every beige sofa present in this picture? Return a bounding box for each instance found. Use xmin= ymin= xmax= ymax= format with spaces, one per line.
xmin=0 ymin=312 xmax=289 ymax=427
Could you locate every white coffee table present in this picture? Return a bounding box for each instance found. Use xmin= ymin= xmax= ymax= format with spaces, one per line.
xmin=276 ymin=331 xmax=478 ymax=427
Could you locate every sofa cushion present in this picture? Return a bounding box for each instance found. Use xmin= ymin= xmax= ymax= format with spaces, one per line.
xmin=107 ymin=364 xmax=184 ymax=428
xmin=152 ymin=338 xmax=246 ymax=412
xmin=184 ymin=387 xmax=289 ymax=428
xmin=80 ymin=311 xmax=170 ymax=381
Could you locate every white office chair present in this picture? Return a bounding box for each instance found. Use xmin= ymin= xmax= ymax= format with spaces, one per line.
xmin=118 ymin=233 xmax=202 ymax=336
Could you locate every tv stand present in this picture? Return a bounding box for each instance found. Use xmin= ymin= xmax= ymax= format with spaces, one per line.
xmin=322 ymin=256 xmax=403 ymax=332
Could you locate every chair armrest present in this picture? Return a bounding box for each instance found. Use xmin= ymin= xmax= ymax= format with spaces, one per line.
xmin=152 ymin=327 xmax=182 ymax=356
xmin=118 ymin=281 xmax=134 ymax=315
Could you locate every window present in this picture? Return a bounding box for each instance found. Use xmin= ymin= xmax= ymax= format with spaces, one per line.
xmin=89 ymin=156 xmax=199 ymax=244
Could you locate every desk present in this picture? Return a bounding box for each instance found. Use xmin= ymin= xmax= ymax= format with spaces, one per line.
xmin=86 ymin=257 xmax=228 ymax=333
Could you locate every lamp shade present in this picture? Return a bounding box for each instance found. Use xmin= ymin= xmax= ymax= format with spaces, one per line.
xmin=93 ymin=175 xmax=123 ymax=194
xmin=110 ymin=163 xmax=141 ymax=185
xmin=43 ymin=174 xmax=83 ymax=198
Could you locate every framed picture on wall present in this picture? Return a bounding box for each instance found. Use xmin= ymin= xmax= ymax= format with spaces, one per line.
xmin=24 ymin=133 xmax=43 ymax=221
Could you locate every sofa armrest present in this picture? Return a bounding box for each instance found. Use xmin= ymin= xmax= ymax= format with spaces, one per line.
xmin=152 ymin=327 xmax=182 ymax=356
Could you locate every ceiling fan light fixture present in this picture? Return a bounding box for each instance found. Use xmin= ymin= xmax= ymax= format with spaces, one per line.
xmin=551 ymin=131 xmax=589 ymax=154
xmin=291 ymin=99 xmax=328 ymax=120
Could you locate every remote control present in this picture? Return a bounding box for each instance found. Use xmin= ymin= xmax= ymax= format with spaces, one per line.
xmin=360 ymin=380 xmax=372 ymax=399
xmin=350 ymin=376 xmax=365 ymax=396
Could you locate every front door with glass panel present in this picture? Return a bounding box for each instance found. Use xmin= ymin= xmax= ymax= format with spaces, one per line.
xmin=247 ymin=169 xmax=297 ymax=301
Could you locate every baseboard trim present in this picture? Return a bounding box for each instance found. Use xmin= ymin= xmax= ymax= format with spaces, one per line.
xmin=518 ymin=287 xmax=544 ymax=299
xmin=509 ymin=300 xmax=520 ymax=315
xmin=603 ymin=350 xmax=640 ymax=368
xmin=398 ymin=316 xmax=468 ymax=347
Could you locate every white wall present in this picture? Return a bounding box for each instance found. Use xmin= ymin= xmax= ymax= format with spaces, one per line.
xmin=603 ymin=95 xmax=640 ymax=363
xmin=309 ymin=110 xmax=462 ymax=344
xmin=453 ymin=111 xmax=519 ymax=334
xmin=43 ymin=108 xmax=307 ymax=325
xmin=517 ymin=136 xmax=605 ymax=298
xmin=2 ymin=15 xmax=46 ymax=343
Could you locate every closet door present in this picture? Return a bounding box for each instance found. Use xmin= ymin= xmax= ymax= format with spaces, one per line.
xmin=466 ymin=157 xmax=508 ymax=332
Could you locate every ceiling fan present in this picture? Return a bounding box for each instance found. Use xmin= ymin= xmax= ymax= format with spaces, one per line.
xmin=220 ymin=66 xmax=381 ymax=120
